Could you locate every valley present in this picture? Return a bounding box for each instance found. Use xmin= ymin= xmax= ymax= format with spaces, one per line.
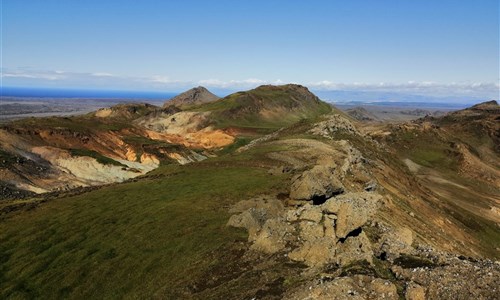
xmin=0 ymin=85 xmax=499 ymax=299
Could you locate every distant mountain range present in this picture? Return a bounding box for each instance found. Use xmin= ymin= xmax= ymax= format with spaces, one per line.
xmin=312 ymin=89 xmax=485 ymax=107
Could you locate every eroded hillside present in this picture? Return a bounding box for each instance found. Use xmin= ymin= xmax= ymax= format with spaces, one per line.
xmin=0 ymin=85 xmax=332 ymax=198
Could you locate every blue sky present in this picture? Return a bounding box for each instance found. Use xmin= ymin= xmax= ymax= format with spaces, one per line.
xmin=2 ymin=0 xmax=499 ymax=99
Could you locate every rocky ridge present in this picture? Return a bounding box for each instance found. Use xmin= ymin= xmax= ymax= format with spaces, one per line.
xmin=227 ymin=113 xmax=500 ymax=299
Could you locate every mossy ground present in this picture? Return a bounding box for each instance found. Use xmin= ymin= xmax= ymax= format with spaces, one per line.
xmin=0 ymin=155 xmax=289 ymax=299
xmin=69 ymin=148 xmax=127 ymax=167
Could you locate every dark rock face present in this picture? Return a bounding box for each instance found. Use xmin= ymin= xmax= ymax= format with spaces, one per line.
xmin=164 ymin=86 xmax=219 ymax=108
xmin=0 ymin=182 xmax=35 ymax=201
xmin=470 ymin=100 xmax=498 ymax=110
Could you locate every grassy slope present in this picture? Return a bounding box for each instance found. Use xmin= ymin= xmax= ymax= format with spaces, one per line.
xmin=7 ymin=103 xmax=157 ymax=133
xmin=191 ymin=86 xmax=332 ymax=131
xmin=387 ymin=126 xmax=500 ymax=258
xmin=0 ymin=95 xmax=330 ymax=298
xmin=69 ymin=149 xmax=127 ymax=167
xmin=9 ymin=115 xmax=132 ymax=133
xmin=0 ymin=156 xmax=289 ymax=299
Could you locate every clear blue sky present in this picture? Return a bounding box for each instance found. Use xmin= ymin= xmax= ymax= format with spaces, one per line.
xmin=2 ymin=0 xmax=499 ymax=98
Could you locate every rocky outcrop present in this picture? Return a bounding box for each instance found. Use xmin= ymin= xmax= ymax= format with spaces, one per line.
xmin=322 ymin=192 xmax=381 ymax=239
xmin=277 ymin=138 xmax=368 ymax=203
xmin=251 ymin=218 xmax=295 ymax=253
xmin=228 ymin=133 xmax=388 ymax=268
xmin=335 ymin=230 xmax=374 ymax=266
xmin=309 ymin=114 xmax=360 ymax=138
xmin=228 ymin=191 xmax=383 ymax=267
xmin=227 ymin=196 xmax=285 ymax=240
xmin=390 ymin=246 xmax=500 ymax=300
xmin=346 ymin=107 xmax=379 ymax=122
xmin=289 ymin=164 xmax=344 ymax=201
xmin=285 ymin=275 xmax=399 ymax=300
xmin=288 ymin=192 xmax=382 ymax=266
xmin=378 ymin=227 xmax=414 ymax=260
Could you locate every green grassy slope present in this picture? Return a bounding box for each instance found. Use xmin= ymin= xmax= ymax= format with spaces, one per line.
xmin=191 ymin=84 xmax=332 ymax=131
xmin=384 ymin=115 xmax=500 ymax=258
xmin=69 ymin=149 xmax=128 ymax=167
xmin=8 ymin=103 xmax=158 ymax=133
xmin=0 ymin=154 xmax=288 ymax=299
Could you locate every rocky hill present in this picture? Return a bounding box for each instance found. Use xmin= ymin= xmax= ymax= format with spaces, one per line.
xmin=163 ymin=86 xmax=219 ymax=108
xmin=0 ymin=87 xmax=498 ymax=299
xmin=345 ymin=106 xmax=380 ymax=121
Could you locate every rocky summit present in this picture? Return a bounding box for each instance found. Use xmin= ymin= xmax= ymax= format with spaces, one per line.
xmin=163 ymin=86 xmax=220 ymax=108
xmin=0 ymin=85 xmax=498 ymax=299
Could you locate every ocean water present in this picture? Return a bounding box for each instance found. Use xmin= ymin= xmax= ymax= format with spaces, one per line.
xmin=1 ymin=86 xmax=177 ymax=100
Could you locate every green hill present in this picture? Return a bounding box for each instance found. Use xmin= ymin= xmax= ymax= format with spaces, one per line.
xmin=194 ymin=84 xmax=332 ymax=130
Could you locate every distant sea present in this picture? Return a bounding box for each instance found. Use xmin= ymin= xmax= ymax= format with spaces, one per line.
xmin=1 ymin=87 xmax=177 ymax=100
xmin=1 ymin=86 xmax=488 ymax=110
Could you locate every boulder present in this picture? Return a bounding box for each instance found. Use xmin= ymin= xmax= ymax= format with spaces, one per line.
xmin=226 ymin=208 xmax=267 ymax=240
xmin=287 ymin=207 xmax=338 ymax=266
xmin=251 ymin=218 xmax=294 ymax=253
xmin=379 ymin=227 xmax=414 ymax=259
xmin=336 ymin=231 xmax=373 ymax=266
xmin=405 ymin=282 xmax=426 ymax=300
xmin=322 ymin=192 xmax=382 ymax=239
xmin=227 ymin=196 xmax=285 ymax=241
xmin=299 ymin=220 xmax=325 ymax=239
xmin=288 ymin=238 xmax=337 ymax=267
xmin=298 ymin=204 xmax=323 ymax=222
xmin=290 ymin=165 xmax=344 ymax=201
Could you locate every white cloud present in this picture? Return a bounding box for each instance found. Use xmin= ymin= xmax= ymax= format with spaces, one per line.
xmin=91 ymin=72 xmax=114 ymax=77
xmin=1 ymin=70 xmax=64 ymax=80
xmin=2 ymin=68 xmax=498 ymax=98
xmin=150 ymin=75 xmax=172 ymax=84
xmin=198 ymin=78 xmax=268 ymax=88
xmin=197 ymin=78 xmax=291 ymax=89
xmin=308 ymin=80 xmax=500 ymax=97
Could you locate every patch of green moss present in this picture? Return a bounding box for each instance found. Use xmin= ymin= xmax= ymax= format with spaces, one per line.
xmin=0 ymin=150 xmax=18 ymax=167
xmin=216 ymin=137 xmax=253 ymax=155
xmin=394 ymin=254 xmax=437 ymax=269
xmin=339 ymin=260 xmax=375 ymax=277
xmin=69 ymin=149 xmax=127 ymax=167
